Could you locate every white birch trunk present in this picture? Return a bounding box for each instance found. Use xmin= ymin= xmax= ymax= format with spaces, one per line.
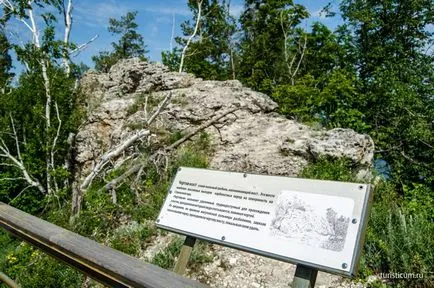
xmin=179 ymin=0 xmax=203 ymax=73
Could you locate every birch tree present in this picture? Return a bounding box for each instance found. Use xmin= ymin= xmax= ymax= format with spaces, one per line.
xmin=162 ymin=0 xmax=236 ymax=80
xmin=238 ymin=0 xmax=308 ymax=93
xmin=178 ymin=0 xmax=203 ymax=73
xmin=0 ymin=0 xmax=84 ymax=201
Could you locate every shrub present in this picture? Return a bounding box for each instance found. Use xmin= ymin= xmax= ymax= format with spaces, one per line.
xmin=301 ymin=159 xmax=433 ymax=287
xmin=362 ymin=185 xmax=434 ymax=288
xmin=151 ymin=238 xmax=212 ymax=272
xmin=109 ymin=222 xmax=155 ymax=256
xmin=300 ymin=156 xmax=358 ymax=182
xmin=2 ymin=243 xmax=83 ymax=288
xmin=151 ymin=237 xmax=183 ymax=269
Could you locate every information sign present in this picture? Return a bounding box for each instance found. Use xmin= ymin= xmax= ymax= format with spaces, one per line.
xmin=156 ymin=167 xmax=372 ymax=276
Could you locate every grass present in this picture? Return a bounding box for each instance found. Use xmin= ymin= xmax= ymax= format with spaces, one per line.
xmin=109 ymin=222 xmax=156 ymax=256
xmin=151 ymin=237 xmax=213 ymax=272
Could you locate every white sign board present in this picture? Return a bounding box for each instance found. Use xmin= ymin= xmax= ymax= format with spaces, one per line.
xmin=156 ymin=167 xmax=372 ymax=276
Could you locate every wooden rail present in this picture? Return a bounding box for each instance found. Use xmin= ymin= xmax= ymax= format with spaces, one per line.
xmin=0 ymin=272 xmax=19 ymax=288
xmin=0 ymin=202 xmax=207 ymax=288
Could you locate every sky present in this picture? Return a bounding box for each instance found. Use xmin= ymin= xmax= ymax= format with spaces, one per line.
xmin=5 ymin=0 xmax=343 ymax=74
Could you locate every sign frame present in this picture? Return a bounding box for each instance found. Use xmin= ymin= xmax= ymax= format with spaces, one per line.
xmin=156 ymin=167 xmax=373 ymax=277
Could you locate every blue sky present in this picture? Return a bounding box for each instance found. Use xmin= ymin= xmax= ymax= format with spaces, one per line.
xmin=6 ymin=0 xmax=342 ymax=73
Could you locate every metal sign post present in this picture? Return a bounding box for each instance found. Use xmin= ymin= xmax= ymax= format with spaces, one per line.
xmin=292 ymin=265 xmax=318 ymax=288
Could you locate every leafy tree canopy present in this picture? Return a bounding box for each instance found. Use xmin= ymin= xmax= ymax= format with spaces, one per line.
xmin=93 ymin=11 xmax=148 ymax=72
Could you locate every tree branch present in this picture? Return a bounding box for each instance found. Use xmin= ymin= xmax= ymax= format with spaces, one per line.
xmin=147 ymin=92 xmax=173 ymax=125
xmin=0 ymin=118 xmax=46 ymax=194
xmin=291 ymin=33 xmax=307 ymax=83
xmin=99 ymin=105 xmax=242 ymax=192
xmin=179 ymin=0 xmax=203 ymax=73
xmin=69 ymin=34 xmax=99 ymax=56
xmin=170 ymin=12 xmax=175 ymax=51
xmin=79 ymin=93 xmax=173 ymax=191
xmin=80 ymin=129 xmax=151 ymax=190
xmin=168 ymin=105 xmax=240 ymax=151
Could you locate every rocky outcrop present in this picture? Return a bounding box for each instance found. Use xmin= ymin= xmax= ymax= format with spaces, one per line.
xmin=76 ymin=58 xmax=374 ymax=288
xmin=76 ymin=58 xmax=374 ymax=177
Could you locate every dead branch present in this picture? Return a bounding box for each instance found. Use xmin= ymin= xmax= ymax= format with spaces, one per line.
xmin=110 ymin=189 xmax=117 ymax=204
xmin=168 ymin=105 xmax=240 ymax=151
xmin=280 ymin=11 xmax=294 ymax=74
xmin=80 ymin=129 xmax=151 ymax=190
xmin=144 ymin=93 xmax=149 ymax=120
xmin=79 ymin=93 xmax=173 ymax=191
xmin=147 ymin=92 xmax=173 ymax=125
xmin=130 ymin=165 xmax=145 ymax=204
xmin=7 ymin=31 xmax=30 ymax=72
xmin=99 ymin=105 xmax=242 ymax=192
xmin=0 ymin=177 xmax=26 ymax=181
xmin=291 ymin=33 xmax=307 ymax=84
xmin=8 ymin=185 xmax=33 ymax=204
xmin=401 ymin=151 xmax=434 ymax=172
xmin=170 ymin=12 xmax=175 ymax=51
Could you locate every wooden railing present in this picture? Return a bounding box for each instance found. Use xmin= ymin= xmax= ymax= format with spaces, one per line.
xmin=0 ymin=202 xmax=207 ymax=288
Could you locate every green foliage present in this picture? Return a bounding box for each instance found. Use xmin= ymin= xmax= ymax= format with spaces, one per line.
xmin=272 ymin=70 xmax=369 ymax=132
xmin=71 ymin=184 xmax=122 ymax=241
xmin=0 ymin=230 xmax=16 ymax=269
xmin=238 ymin=0 xmax=309 ymax=92
xmin=163 ymin=0 xmax=236 ymax=80
xmin=151 ymin=238 xmax=183 ymax=269
xmin=299 ymin=22 xmax=346 ymax=77
xmin=161 ymin=49 xmax=181 ymax=72
xmin=0 ymin=27 xmax=13 ymax=90
xmin=188 ymin=241 xmax=213 ymax=271
xmin=151 ymin=238 xmax=212 ymax=271
xmin=93 ymin=11 xmax=148 ymax=72
xmin=402 ymin=182 xmax=434 ymax=220
xmin=0 ymin=66 xmax=81 ymax=211
xmin=301 ymin=159 xmax=434 ymax=287
xmin=1 ymin=242 xmax=83 ymax=288
xmin=109 ymin=222 xmax=156 ymax=256
xmin=362 ymin=183 xmax=434 ymax=287
xmin=136 ymin=135 xmax=211 ymax=220
xmin=339 ymin=0 xmax=434 ymax=187
xmin=300 ymin=157 xmax=359 ymax=182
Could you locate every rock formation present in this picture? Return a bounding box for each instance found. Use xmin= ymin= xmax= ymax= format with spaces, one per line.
xmin=76 ymin=58 xmax=373 ymax=176
xmin=76 ymin=58 xmax=374 ymax=288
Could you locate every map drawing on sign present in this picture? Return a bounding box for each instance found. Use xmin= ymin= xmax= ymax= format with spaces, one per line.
xmin=269 ymin=191 xmax=353 ymax=252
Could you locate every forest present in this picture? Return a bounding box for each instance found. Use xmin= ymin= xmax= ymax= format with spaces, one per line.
xmin=0 ymin=0 xmax=433 ymax=287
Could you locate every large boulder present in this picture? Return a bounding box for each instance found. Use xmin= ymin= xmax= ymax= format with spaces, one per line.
xmin=76 ymin=58 xmax=374 ymax=288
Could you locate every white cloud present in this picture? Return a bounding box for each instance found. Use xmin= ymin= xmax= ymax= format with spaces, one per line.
xmin=74 ymin=1 xmax=129 ymax=27
xmin=229 ymin=3 xmax=243 ymax=17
